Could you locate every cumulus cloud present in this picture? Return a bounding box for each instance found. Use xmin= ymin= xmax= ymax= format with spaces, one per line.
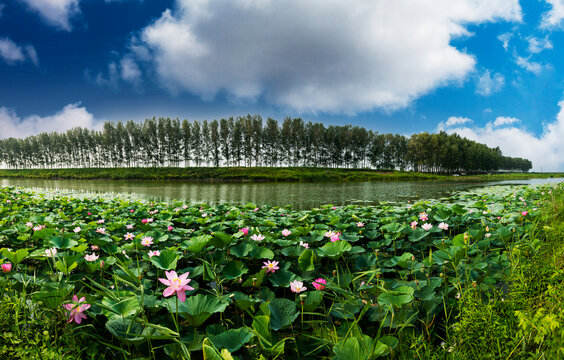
xmin=87 ymin=58 xmax=142 ymax=89
xmin=497 ymin=32 xmax=513 ymax=51
xmin=0 ymin=103 xmax=100 ymax=139
xmin=515 ymin=55 xmax=544 ymax=74
xmin=120 ymin=57 xmax=142 ymax=85
xmin=541 ymin=0 xmax=564 ymax=29
xmin=119 ymin=0 xmax=521 ymax=113
xmin=475 ymin=70 xmax=504 ymax=96
xmin=439 ymin=101 xmax=564 ymax=171
xmin=0 ymin=37 xmax=38 ymax=65
xmin=437 ymin=116 xmax=472 ymax=131
xmin=492 ymin=116 xmax=519 ymax=127
xmin=19 ymin=0 xmax=80 ymax=31
xmin=527 ymin=36 xmax=553 ymax=54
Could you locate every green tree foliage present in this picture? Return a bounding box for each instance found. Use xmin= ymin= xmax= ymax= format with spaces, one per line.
xmin=0 ymin=116 xmax=532 ymax=172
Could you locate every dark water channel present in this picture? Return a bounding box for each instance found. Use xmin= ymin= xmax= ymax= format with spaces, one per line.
xmin=2 ymin=177 xmax=563 ymax=210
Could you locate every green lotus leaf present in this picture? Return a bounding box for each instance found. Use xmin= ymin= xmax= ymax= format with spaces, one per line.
xmin=105 ymin=316 xmax=145 ymax=344
xmin=378 ymin=286 xmax=414 ymax=308
xmin=101 ymin=295 xmax=140 ymax=319
xmin=221 ymin=260 xmax=249 ymax=280
xmin=268 ymin=298 xmax=299 ymax=331
xmin=249 ymin=246 xmax=274 ymax=260
xmin=229 ymin=242 xmax=253 ymax=257
xmin=149 ymin=250 xmax=178 ymax=270
xmin=180 ymin=234 xmax=212 ymax=254
xmin=168 ymin=294 xmax=229 ymax=327
xmin=208 ymin=327 xmax=254 ymax=353
xmin=32 ymin=284 xmax=74 ymax=309
xmin=318 ymin=241 xmax=352 ymax=259
xmin=298 ymin=248 xmax=315 ymax=272
xmin=232 ymin=291 xmax=260 ymax=311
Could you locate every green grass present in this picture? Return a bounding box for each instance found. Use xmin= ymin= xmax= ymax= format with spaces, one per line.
xmin=0 ymin=167 xmax=561 ymax=182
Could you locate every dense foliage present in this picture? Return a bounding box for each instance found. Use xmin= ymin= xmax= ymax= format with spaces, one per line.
xmin=0 ymin=115 xmax=531 ymax=173
xmin=0 ymin=183 xmax=554 ymax=359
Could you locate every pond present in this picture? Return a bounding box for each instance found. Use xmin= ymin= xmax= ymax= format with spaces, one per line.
xmin=1 ymin=177 xmax=563 ymax=210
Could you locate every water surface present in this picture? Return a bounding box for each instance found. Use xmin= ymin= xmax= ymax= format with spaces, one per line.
xmin=2 ymin=177 xmax=563 ymax=210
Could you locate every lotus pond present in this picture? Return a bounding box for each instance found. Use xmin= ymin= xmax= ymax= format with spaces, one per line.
xmin=0 ymin=183 xmax=560 ymax=359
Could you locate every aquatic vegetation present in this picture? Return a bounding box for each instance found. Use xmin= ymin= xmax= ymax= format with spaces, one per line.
xmin=0 ymin=183 xmax=559 ymax=359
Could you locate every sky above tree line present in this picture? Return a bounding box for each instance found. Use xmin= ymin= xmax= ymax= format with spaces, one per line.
xmin=1 ymin=0 xmax=564 ymax=171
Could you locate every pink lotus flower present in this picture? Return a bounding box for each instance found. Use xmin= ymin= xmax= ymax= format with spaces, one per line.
xmin=96 ymin=228 xmax=106 ymax=234
xmin=73 ymin=227 xmax=81 ymax=233
xmin=313 ymin=278 xmax=326 ymax=290
xmin=251 ymin=234 xmax=265 ymax=242
xmin=33 ymin=225 xmax=45 ymax=231
xmin=148 ymin=250 xmax=161 ymax=258
xmin=1 ymin=263 xmax=12 ymax=273
xmin=239 ymin=227 xmax=249 ymax=235
xmin=124 ymin=232 xmax=135 ymax=240
xmin=356 ymin=222 xmax=365 ymax=228
xmin=141 ymin=236 xmax=153 ymax=246
xmin=63 ymin=295 xmax=91 ymax=324
xmin=126 ymin=224 xmax=134 ymax=229
xmin=167 ymin=226 xmax=174 ymax=231
xmin=419 ymin=212 xmax=428 ymax=221
xmin=91 ymin=245 xmax=99 ymax=250
xmin=87 ymin=212 xmax=91 ymax=215
xmin=410 ymin=221 xmax=418 ymax=229
xmin=84 ymin=253 xmax=99 ymax=262
xmin=485 ymin=233 xmax=491 ymax=238
xmin=330 ymin=235 xmax=340 ymax=242
xmin=142 ymin=219 xmax=148 ymax=224
xmin=44 ymin=248 xmax=57 ymax=257
xmin=26 ymin=222 xmax=33 ymax=227
xmin=324 ymin=231 xmax=340 ymax=238
xmin=147 ymin=218 xmax=154 ymax=223
xmin=290 ymin=280 xmax=307 ymax=293
xmin=182 ymin=205 xmax=188 ymax=209
xmin=422 ymin=223 xmax=433 ymax=231
xmin=262 ymin=260 xmax=279 ymax=273
xmin=130 ymin=209 xmax=134 ymax=213
xmin=158 ymin=271 xmax=194 ymax=302
xmin=281 ymin=229 xmax=292 ymax=237
xmin=438 ymin=222 xmax=449 ymax=231
xmin=97 ymin=219 xmax=105 ymax=224
xmin=299 ymin=241 xmax=309 ymax=249
xmin=254 ymin=208 xmax=259 ymax=212
xmin=521 ymin=211 xmax=528 ymax=216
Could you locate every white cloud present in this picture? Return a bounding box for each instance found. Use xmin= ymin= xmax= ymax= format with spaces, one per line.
xmin=541 ymin=0 xmax=564 ymax=29
xmin=0 ymin=103 xmax=101 ymax=139
xmin=492 ymin=116 xmax=519 ymax=127
xmin=439 ymin=100 xmax=564 ymax=171
xmin=0 ymin=37 xmax=38 ymax=65
xmin=498 ymin=32 xmax=513 ymax=51
xmin=19 ymin=0 xmax=80 ymax=31
xmin=121 ymin=0 xmax=521 ymax=114
xmin=476 ymin=70 xmax=504 ymax=96
xmin=515 ymin=55 xmax=544 ymax=74
xmin=438 ymin=116 xmax=472 ymax=130
xmin=120 ymin=57 xmax=142 ymax=85
xmin=526 ymin=36 xmax=553 ymax=54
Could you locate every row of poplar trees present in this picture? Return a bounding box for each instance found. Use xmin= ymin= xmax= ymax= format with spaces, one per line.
xmin=0 ymin=115 xmax=532 ymax=173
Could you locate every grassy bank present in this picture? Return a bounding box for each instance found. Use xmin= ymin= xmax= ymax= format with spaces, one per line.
xmin=0 ymin=167 xmax=562 ymax=182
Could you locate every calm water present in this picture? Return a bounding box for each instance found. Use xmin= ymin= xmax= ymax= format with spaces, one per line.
xmin=1 ymin=177 xmax=563 ymax=210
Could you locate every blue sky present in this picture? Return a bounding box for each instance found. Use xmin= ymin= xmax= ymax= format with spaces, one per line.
xmin=2 ymin=0 xmax=564 ymax=170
